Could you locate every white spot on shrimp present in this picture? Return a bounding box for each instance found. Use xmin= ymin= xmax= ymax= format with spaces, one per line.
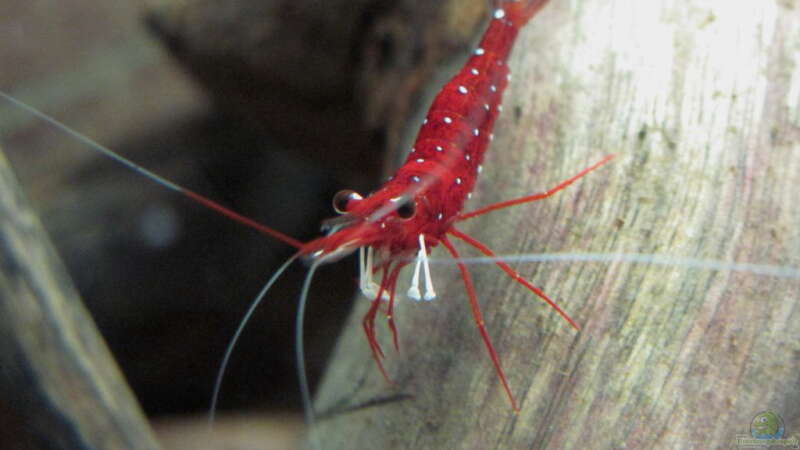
xmin=416 ymin=158 xmax=425 ymax=163
xmin=506 ymin=73 xmax=512 ymax=81
xmin=471 ymin=68 xmax=479 ymax=76
xmin=411 ymin=175 xmax=421 ymax=183
xmin=458 ymin=85 xmax=468 ymax=94
xmin=437 ymin=212 xmax=443 ymax=220
xmin=423 ymin=118 xmax=428 ymax=124
xmin=478 ymin=165 xmax=483 ymax=173
xmin=475 ymin=47 xmax=485 ymax=55
xmin=411 ymin=147 xmax=416 ymax=152
xmin=435 ymin=145 xmax=443 ymax=152
xmin=497 ymin=104 xmax=503 ymax=112
xmin=443 ymin=116 xmax=453 ymax=124
xmin=490 ymin=85 xmax=497 ymax=92
xmin=494 ymin=9 xmax=506 ymax=19
xmin=468 ymin=192 xmax=473 ymax=199
xmin=465 ymin=154 xmax=471 ymax=161
xmin=483 ymin=103 xmax=490 ymax=111
xmin=455 ymin=177 xmax=462 ymax=185
xmin=381 ymin=223 xmax=386 ymax=229
xmin=472 ymin=128 xmax=480 ymax=136
xmin=489 ymin=133 xmax=494 ymax=141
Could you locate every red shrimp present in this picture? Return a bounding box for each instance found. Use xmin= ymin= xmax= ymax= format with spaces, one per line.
xmin=292 ymin=0 xmax=613 ymax=412
xmin=0 ymin=0 xmax=613 ymax=417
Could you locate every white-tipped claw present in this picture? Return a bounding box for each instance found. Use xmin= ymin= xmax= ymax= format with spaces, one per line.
xmin=408 ymin=254 xmax=423 ymax=301
xmin=406 ymin=246 xmax=422 ymax=301
xmin=419 ymin=235 xmax=436 ymax=300
xmin=359 ymin=247 xmax=390 ymax=301
xmin=408 ymin=234 xmax=436 ymax=301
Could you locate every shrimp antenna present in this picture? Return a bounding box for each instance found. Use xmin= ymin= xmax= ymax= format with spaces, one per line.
xmin=431 ymin=252 xmax=800 ymax=280
xmin=295 ymin=255 xmax=336 ymax=450
xmin=209 ymin=252 xmax=301 ymax=425
xmin=0 ymin=91 xmax=303 ymax=249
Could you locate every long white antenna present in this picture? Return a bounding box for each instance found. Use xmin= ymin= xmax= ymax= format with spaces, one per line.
xmin=208 ymin=253 xmax=300 ymax=425
xmin=428 ymin=252 xmax=800 ymax=279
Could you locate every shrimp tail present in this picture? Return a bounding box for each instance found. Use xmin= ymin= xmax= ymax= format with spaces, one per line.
xmin=493 ymin=0 xmax=551 ymax=28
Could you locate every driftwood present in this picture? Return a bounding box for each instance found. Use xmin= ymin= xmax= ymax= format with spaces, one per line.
xmin=3 ymin=0 xmax=492 ymax=426
xmin=312 ymin=1 xmax=800 ymax=449
xmin=1 ymin=0 xmax=490 ymax=443
xmin=0 ymin=148 xmax=160 ymax=449
xmin=3 ymin=0 xmax=799 ymax=448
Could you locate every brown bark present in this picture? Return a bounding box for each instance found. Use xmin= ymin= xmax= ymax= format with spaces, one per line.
xmin=0 ymin=148 xmax=160 ymax=449
xmin=312 ymin=1 xmax=800 ymax=449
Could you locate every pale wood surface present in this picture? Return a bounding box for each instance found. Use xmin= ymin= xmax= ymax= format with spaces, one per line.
xmin=312 ymin=1 xmax=800 ymax=448
xmin=153 ymin=413 xmax=304 ymax=450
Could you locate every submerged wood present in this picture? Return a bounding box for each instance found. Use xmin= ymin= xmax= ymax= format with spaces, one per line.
xmin=0 ymin=148 xmax=160 ymax=449
xmin=312 ymin=1 xmax=800 ymax=448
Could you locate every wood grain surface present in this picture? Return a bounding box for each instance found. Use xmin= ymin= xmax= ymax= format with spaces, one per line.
xmin=312 ymin=1 xmax=800 ymax=448
xmin=0 ymin=148 xmax=160 ymax=449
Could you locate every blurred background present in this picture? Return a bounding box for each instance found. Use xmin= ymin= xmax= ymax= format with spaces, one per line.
xmin=0 ymin=0 xmax=486 ymax=447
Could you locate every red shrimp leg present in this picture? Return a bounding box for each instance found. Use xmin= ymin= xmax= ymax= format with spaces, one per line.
xmin=384 ymin=265 xmax=403 ymax=352
xmin=362 ymin=265 xmax=394 ymax=384
xmin=457 ymin=154 xmax=614 ymax=221
xmin=440 ymin=236 xmax=519 ymax=412
xmin=448 ymin=227 xmax=579 ymax=330
xmin=363 ymin=270 xmax=387 ymax=360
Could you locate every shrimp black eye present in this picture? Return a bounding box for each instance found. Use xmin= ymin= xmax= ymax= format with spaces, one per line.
xmin=332 ymin=189 xmax=363 ymax=214
xmin=396 ymin=199 xmax=416 ymax=219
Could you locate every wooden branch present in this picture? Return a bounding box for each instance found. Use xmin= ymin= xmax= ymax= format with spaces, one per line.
xmin=312 ymin=1 xmax=800 ymax=448
xmin=0 ymin=148 xmax=160 ymax=449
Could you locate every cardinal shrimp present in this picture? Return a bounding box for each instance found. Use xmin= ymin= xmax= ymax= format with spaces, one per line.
xmin=2 ymin=0 xmax=800 ymax=449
